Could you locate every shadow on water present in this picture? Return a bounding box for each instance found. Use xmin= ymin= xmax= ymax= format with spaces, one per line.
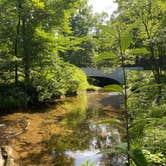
xmin=0 ymin=91 xmax=126 ymax=166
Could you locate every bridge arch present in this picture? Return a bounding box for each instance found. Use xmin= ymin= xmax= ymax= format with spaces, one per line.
xmin=81 ymin=67 xmax=123 ymax=87
xmin=87 ymin=76 xmax=121 ymax=87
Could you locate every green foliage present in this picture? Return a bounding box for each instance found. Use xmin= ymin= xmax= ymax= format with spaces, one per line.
xmin=129 ymin=119 xmax=147 ymax=141
xmin=94 ymin=1 xmax=166 ymax=163
xmin=103 ymin=84 xmax=123 ymax=93
xmin=148 ymin=104 xmax=166 ymax=118
xmin=95 ymin=118 xmax=122 ymax=125
xmin=94 ymin=51 xmax=117 ymax=63
xmin=31 ymin=63 xmax=89 ymax=101
xmin=132 ymin=84 xmax=161 ymax=94
xmin=131 ymin=149 xmax=166 ymax=166
xmin=0 ymin=85 xmax=28 ymax=110
xmin=97 ymin=142 xmax=127 ymax=155
xmin=120 ymin=32 xmax=133 ymax=52
xmin=142 ymin=150 xmax=166 ymax=166
xmin=67 ymin=65 xmax=89 ymax=92
xmin=130 ymin=149 xmax=148 ymax=166
xmin=0 ymin=0 xmax=91 ymax=107
xmin=61 ymin=1 xmax=97 ymax=67
xmin=0 ymin=0 xmax=166 ymax=165
xmin=129 ymin=48 xmax=149 ymax=55
xmin=127 ymin=74 xmax=166 ymax=165
xmin=142 ymin=104 xmax=166 ymax=155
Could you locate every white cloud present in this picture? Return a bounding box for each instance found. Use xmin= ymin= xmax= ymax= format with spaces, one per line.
xmin=88 ymin=0 xmax=118 ymax=16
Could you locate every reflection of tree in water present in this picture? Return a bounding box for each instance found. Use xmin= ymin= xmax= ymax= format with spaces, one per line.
xmin=90 ymin=124 xmax=121 ymax=149
xmin=19 ymin=93 xmax=90 ymax=165
xmin=49 ymin=95 xmax=124 ymax=165
xmin=45 ymin=103 xmax=124 ymax=166
xmin=50 ymin=152 xmax=75 ymax=166
xmin=89 ymin=123 xmax=126 ymax=166
xmin=43 ymin=108 xmax=96 ymax=165
xmin=2 ymin=92 xmax=125 ymax=165
xmin=40 ymin=106 xmax=105 ymax=165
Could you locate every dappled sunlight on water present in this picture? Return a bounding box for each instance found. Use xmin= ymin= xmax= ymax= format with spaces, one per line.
xmin=0 ymin=91 xmax=125 ymax=166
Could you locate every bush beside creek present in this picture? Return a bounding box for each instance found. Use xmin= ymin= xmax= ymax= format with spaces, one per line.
xmin=0 ymin=65 xmax=90 ymax=110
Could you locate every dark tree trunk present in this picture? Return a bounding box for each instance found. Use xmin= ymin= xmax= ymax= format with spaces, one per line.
xmin=118 ymin=30 xmax=130 ymax=166
xmin=142 ymin=19 xmax=162 ymax=103
xmin=14 ymin=0 xmax=21 ymax=85
xmin=22 ymin=16 xmax=30 ymax=85
xmin=149 ymin=43 xmax=162 ymax=104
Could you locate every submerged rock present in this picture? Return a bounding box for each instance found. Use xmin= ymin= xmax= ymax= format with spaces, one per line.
xmin=0 ymin=118 xmax=29 ymax=166
xmin=0 ymin=124 xmax=5 ymax=128
xmin=0 ymin=149 xmax=5 ymax=166
xmin=0 ymin=146 xmax=14 ymax=166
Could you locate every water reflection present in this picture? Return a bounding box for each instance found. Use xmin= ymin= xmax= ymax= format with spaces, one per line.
xmin=65 ymin=150 xmax=102 ymax=166
xmin=0 ymin=91 xmax=125 ymax=166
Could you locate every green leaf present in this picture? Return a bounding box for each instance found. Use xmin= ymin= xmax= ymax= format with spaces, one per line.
xmin=11 ymin=56 xmax=22 ymax=62
xmin=115 ymin=142 xmax=127 ymax=152
xmin=132 ymin=118 xmax=158 ymax=126
xmin=32 ymin=0 xmax=45 ymax=8
xmin=129 ymin=48 xmax=150 ymax=55
xmin=97 ymin=142 xmax=127 ymax=155
xmin=94 ymin=51 xmax=116 ymax=63
xmin=97 ymin=149 xmax=116 ymax=154
xmin=103 ymin=84 xmax=123 ymax=93
xmin=130 ymin=149 xmax=148 ymax=166
xmin=121 ymin=33 xmax=133 ymax=51
xmin=95 ymin=118 xmax=122 ymax=125
xmin=132 ymin=84 xmax=161 ymax=94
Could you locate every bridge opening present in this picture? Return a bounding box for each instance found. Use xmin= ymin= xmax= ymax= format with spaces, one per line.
xmin=87 ymin=76 xmax=121 ymax=87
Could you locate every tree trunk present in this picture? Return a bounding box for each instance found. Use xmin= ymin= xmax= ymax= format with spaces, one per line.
xmin=118 ymin=30 xmax=130 ymax=166
xmin=142 ymin=19 xmax=162 ymax=103
xmin=14 ymin=0 xmax=21 ymax=85
xmin=22 ymin=16 xmax=30 ymax=85
xmin=149 ymin=43 xmax=161 ymax=104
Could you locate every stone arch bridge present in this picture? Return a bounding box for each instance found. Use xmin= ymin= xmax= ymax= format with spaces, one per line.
xmin=81 ymin=67 xmax=142 ymax=87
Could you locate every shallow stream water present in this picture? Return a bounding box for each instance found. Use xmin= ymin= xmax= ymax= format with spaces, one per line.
xmin=0 ymin=91 xmax=126 ymax=166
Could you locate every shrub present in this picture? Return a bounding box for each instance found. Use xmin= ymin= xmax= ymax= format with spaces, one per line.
xmin=148 ymin=104 xmax=166 ymax=118
xmin=66 ymin=65 xmax=89 ymax=95
xmin=0 ymin=84 xmax=28 ymax=110
xmin=31 ymin=63 xmax=89 ymax=101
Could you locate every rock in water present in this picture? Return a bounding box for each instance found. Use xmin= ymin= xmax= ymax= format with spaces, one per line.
xmin=0 ymin=149 xmax=5 ymax=166
xmin=1 ymin=146 xmax=14 ymax=166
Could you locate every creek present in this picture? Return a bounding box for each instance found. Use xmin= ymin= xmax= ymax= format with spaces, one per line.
xmin=0 ymin=91 xmax=126 ymax=166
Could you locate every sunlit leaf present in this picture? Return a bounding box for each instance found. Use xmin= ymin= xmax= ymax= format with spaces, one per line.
xmin=116 ymin=142 xmax=127 ymax=152
xmin=95 ymin=119 xmax=122 ymax=125
xmin=103 ymin=84 xmax=123 ymax=93
xmin=121 ymin=33 xmax=133 ymax=51
xmin=129 ymin=48 xmax=150 ymax=55
xmin=97 ymin=149 xmax=115 ymax=154
xmin=11 ymin=56 xmax=22 ymax=62
xmin=32 ymin=0 xmax=45 ymax=8
xmin=97 ymin=142 xmax=127 ymax=155
xmin=94 ymin=51 xmax=117 ymax=63
xmin=132 ymin=84 xmax=161 ymax=93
